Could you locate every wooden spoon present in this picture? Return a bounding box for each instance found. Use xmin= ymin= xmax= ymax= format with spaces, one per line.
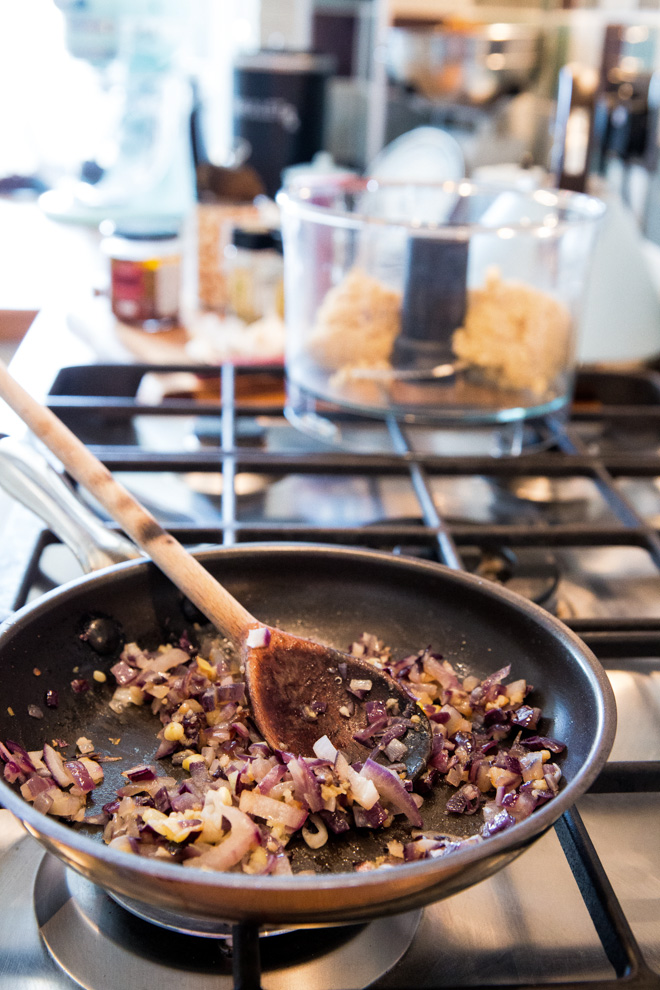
xmin=0 ymin=361 xmax=431 ymax=778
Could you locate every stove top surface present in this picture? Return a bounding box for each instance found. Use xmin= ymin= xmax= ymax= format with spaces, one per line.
xmin=1 ymin=792 xmax=658 ymax=989
xmin=0 ymin=314 xmax=658 ymax=989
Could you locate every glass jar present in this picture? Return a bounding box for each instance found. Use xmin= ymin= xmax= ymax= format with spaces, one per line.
xmin=224 ymin=227 xmax=284 ymax=325
xmin=101 ymin=220 xmax=182 ymax=331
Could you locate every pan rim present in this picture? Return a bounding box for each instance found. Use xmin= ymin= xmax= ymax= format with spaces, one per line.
xmin=0 ymin=542 xmax=616 ymax=895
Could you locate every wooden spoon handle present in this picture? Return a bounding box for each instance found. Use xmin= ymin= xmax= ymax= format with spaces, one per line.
xmin=0 ymin=360 xmax=257 ymax=643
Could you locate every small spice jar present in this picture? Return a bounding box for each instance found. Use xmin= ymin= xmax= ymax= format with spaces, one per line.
xmin=101 ymin=220 xmax=183 ymax=331
xmin=224 ymin=227 xmax=284 ymax=325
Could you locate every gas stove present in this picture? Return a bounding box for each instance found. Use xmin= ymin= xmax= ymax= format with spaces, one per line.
xmin=0 ymin=313 xmax=658 ymax=989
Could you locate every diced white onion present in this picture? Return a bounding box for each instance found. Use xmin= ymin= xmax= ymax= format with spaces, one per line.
xmin=302 ymin=814 xmax=328 ymax=849
xmin=336 ymin=753 xmax=379 ymax=810
xmin=239 ymin=789 xmax=307 ymax=830
xmin=313 ymin=734 xmax=338 ymax=763
xmin=384 ymin=738 xmax=408 ymax=762
xmin=246 ymin=627 xmax=271 ymax=649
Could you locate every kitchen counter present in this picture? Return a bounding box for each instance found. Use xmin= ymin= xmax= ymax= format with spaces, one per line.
xmin=0 ymin=196 xmax=103 ymax=365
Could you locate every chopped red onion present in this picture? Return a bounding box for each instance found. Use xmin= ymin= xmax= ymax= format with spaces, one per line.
xmin=194 ymin=805 xmax=261 ymax=871
xmin=169 ymin=791 xmax=201 ymax=814
xmin=216 ymin=682 xmax=246 ymax=703
xmin=64 ymin=760 xmax=95 ymax=793
xmin=154 ymin=738 xmax=177 ymax=760
xmin=4 ymin=624 xmax=565 ymax=877
xmin=483 ymin=707 xmax=510 ymax=727
xmin=84 ymin=811 xmax=110 ymax=825
xmin=511 ymin=705 xmax=541 ymax=730
xmin=544 ymin=763 xmax=562 ymax=793
xmin=4 ymin=742 xmax=36 ymax=776
xmin=481 ymin=808 xmax=516 ymax=838
xmin=521 ymin=735 xmax=566 ymax=753
xmin=353 ymin=801 xmax=388 ymax=829
xmin=33 ymin=787 xmax=56 ymax=815
xmin=379 ymin=721 xmax=408 ymax=746
xmin=257 ymin=764 xmax=288 ymax=795
xmin=43 ymin=744 xmax=75 ymax=788
xmin=365 ymin=700 xmax=388 ymax=723
xmin=4 ymin=760 xmax=26 ymax=785
xmin=200 ymin=688 xmax=217 ymax=712
xmin=336 ymin=754 xmax=379 ymax=810
xmin=429 ymin=742 xmax=452 ymax=772
xmin=286 ymin=757 xmax=323 ymax=813
xmin=110 ymin=660 xmax=138 ymax=686
xmin=425 ymin=708 xmax=451 ymax=724
xmin=352 ymin=717 xmax=388 ymax=744
xmin=359 ymin=758 xmax=422 ymax=827
xmin=493 ymin=753 xmax=523 ymax=775
xmin=123 ymin=764 xmax=157 ymax=783
xmin=319 ymin=808 xmax=351 ymax=834
xmin=21 ymin=774 xmax=54 ymax=800
xmin=446 ymin=783 xmax=481 ymax=815
xmin=348 ymin=679 xmax=372 ymax=699
xmin=239 ymin=789 xmax=308 ymax=831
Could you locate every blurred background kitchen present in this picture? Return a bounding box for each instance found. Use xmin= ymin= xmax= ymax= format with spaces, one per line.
xmin=2 ymin=0 xmax=660 ymax=368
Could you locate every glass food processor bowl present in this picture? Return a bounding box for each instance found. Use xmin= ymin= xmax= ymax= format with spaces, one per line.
xmin=277 ymin=178 xmax=605 ymax=453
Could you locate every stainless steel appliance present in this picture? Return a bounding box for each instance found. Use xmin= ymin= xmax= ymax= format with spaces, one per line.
xmin=378 ymin=13 xmax=558 ymax=174
xmin=0 ymin=317 xmax=659 ymax=988
xmin=385 ymin=21 xmax=542 ymax=107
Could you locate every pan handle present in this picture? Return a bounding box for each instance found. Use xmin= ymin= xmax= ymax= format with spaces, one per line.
xmin=0 ymin=437 xmax=142 ymax=574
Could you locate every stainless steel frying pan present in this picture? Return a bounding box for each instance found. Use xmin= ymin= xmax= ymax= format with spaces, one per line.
xmin=0 ymin=440 xmax=616 ymax=926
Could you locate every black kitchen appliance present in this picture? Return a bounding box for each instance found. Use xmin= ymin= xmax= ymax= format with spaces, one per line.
xmin=233 ymin=50 xmax=335 ymax=198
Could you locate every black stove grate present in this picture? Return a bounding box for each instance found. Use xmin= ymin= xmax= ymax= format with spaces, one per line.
xmin=3 ymin=360 xmax=660 ymax=990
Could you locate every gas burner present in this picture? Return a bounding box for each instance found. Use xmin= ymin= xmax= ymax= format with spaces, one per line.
xmin=34 ymin=854 xmax=421 ymax=990
xmin=573 ymin=368 xmax=660 ymax=456
xmin=582 ymin=419 xmax=660 ymax=457
xmin=109 ymin=888 xmax=278 ymax=939
xmin=492 ymin=476 xmax=604 ymax=525
xmin=553 ymin=581 xmax=608 ymax=622
xmin=377 ymin=519 xmax=560 ymax=608
xmin=461 ymin=545 xmax=560 ymax=610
